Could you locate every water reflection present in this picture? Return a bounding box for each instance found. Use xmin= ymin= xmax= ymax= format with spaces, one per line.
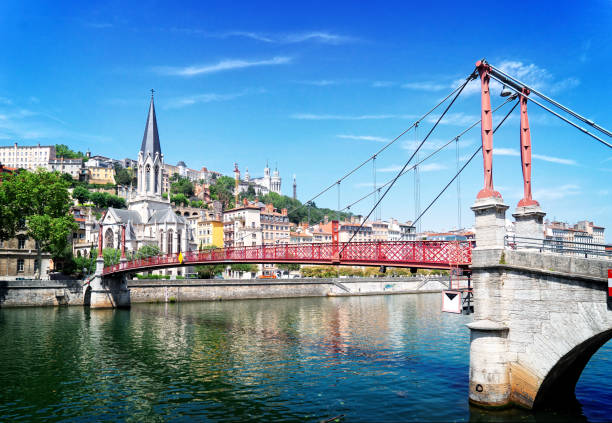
xmin=0 ymin=294 xmax=609 ymax=422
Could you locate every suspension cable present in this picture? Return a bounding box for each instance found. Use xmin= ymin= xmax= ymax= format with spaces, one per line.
xmin=488 ymin=73 xmax=612 ymax=149
xmin=409 ymin=99 xmax=520 ymax=232
xmin=338 ymin=71 xmax=476 ymax=254
xmin=286 ymin=73 xmax=478 ymax=220
xmin=229 ymin=69 xmax=480 ymax=247
xmin=488 ymin=62 xmax=612 ymax=138
xmin=336 ymin=94 xmax=517 ymax=215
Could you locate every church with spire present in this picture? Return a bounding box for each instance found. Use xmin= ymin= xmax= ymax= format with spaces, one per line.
xmin=101 ymin=92 xmax=195 ymax=275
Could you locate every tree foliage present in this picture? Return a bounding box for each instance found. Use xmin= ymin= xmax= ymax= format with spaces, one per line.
xmin=55 ymin=144 xmax=88 ymax=161
xmin=170 ymin=193 xmax=189 ymax=206
xmin=0 ymin=169 xmax=78 ymax=277
xmin=114 ymin=163 xmax=133 ymax=186
xmin=72 ymin=186 xmax=90 ymax=204
xmin=210 ymin=175 xmax=235 ymax=209
xmin=89 ymin=191 xmax=126 ymax=209
xmin=135 ymin=244 xmax=161 ymax=259
xmin=276 ymin=263 xmax=301 ymax=272
xmin=230 ymin=263 xmax=258 ymax=273
xmin=170 ymin=174 xmax=194 ymax=196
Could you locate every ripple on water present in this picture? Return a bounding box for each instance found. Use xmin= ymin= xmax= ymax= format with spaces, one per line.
xmin=0 ymin=294 xmax=610 ymax=422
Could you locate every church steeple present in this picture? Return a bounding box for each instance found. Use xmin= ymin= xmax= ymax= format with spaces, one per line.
xmin=140 ymin=89 xmax=161 ymax=157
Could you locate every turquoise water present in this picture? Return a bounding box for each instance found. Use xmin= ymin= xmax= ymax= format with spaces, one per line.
xmin=0 ymin=294 xmax=609 ymax=422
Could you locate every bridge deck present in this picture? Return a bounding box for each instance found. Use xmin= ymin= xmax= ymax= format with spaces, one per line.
xmin=103 ymin=241 xmax=472 ymax=275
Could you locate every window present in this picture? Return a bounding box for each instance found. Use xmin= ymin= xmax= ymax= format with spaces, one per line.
xmin=34 ymin=260 xmax=39 ymax=272
xmin=17 ymin=259 xmax=24 ymax=272
xmin=18 ymin=238 xmax=26 ymax=249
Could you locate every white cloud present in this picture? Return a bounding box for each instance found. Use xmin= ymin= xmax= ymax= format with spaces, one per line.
xmin=378 ymin=165 xmax=403 ymax=173
xmin=532 ymin=154 xmax=577 ymax=166
xmin=426 ymin=60 xmax=581 ymax=98
xmin=402 ymin=82 xmax=447 ymax=91
xmin=176 ymin=29 xmax=356 ymax=44
xmin=291 ymin=113 xmax=399 ymax=120
xmin=337 ymin=134 xmax=388 ymax=142
xmin=372 ymin=81 xmax=394 ymax=88
xmin=297 ymin=79 xmax=339 ymax=86
xmin=420 ymin=163 xmax=447 ymax=172
xmin=283 ymin=31 xmax=356 ymax=44
xmin=533 ymin=184 xmax=580 ymax=200
xmin=165 ymin=90 xmax=259 ymax=109
xmin=494 ymin=148 xmax=576 ymax=165
xmin=424 ymin=112 xmax=479 ymax=126
xmin=494 ymin=148 xmax=520 ymax=156
xmin=155 ymin=56 xmax=292 ymax=76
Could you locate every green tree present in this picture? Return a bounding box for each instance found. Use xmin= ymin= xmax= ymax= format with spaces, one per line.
xmin=210 ymin=175 xmax=235 ymax=209
xmin=89 ymin=191 xmax=107 ymax=208
xmin=136 ymin=244 xmax=161 ymax=259
xmin=276 ymin=263 xmax=300 ymax=272
xmin=0 ymin=169 xmax=78 ymax=278
xmin=90 ymin=248 xmax=121 ymax=267
xmin=55 ymin=144 xmax=88 ymax=161
xmin=170 ymin=193 xmax=189 ymax=206
xmin=114 ymin=163 xmax=132 ymax=186
xmin=72 ymin=186 xmax=90 ymax=204
xmin=230 ymin=263 xmax=258 ymax=273
xmin=170 ymin=175 xmax=194 ymax=196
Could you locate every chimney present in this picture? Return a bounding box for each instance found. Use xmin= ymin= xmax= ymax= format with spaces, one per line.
xmin=324 ymin=215 xmax=329 ymax=224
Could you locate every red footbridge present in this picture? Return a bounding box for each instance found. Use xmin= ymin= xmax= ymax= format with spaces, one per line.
xmin=103 ymin=240 xmax=472 ymax=276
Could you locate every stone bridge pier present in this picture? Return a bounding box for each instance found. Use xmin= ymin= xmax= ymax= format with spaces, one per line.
xmin=468 ymin=197 xmax=611 ymax=410
xmin=85 ymin=258 xmax=131 ymax=309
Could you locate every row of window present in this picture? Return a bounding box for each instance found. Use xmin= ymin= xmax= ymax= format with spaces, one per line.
xmin=262 ymin=224 xmax=289 ymax=231
xmin=16 ymin=259 xmax=39 ymax=272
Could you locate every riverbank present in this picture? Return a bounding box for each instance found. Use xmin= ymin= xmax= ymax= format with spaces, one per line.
xmin=0 ymin=277 xmax=448 ymax=307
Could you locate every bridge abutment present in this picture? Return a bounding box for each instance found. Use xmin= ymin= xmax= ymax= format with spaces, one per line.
xmin=468 ymin=244 xmax=611 ymax=409
xmin=87 ymin=258 xmax=131 ymax=309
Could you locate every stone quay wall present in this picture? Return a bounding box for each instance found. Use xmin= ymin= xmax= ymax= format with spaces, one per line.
xmin=0 ymin=280 xmax=84 ymax=307
xmin=0 ymin=277 xmax=448 ymax=308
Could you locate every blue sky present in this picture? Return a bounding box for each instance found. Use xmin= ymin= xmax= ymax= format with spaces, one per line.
xmin=1 ymin=1 xmax=611 ymax=239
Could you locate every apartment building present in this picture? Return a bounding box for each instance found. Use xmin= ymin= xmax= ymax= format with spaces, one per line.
xmin=223 ymin=199 xmax=262 ymax=248
xmin=0 ymin=142 xmax=55 ymax=171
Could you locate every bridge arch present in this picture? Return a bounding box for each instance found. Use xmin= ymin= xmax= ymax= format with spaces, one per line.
xmin=533 ymin=330 xmax=612 ymax=409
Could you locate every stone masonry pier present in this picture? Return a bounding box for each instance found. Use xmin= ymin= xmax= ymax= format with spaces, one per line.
xmin=468 ymin=196 xmax=611 ymax=410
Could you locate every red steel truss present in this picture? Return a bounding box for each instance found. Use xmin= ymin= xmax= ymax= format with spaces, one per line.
xmin=103 ymin=240 xmax=472 ymax=276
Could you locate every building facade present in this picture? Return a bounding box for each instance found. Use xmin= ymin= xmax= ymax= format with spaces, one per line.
xmin=0 ymin=143 xmax=55 ymax=171
xmin=0 ymin=235 xmax=51 ymax=280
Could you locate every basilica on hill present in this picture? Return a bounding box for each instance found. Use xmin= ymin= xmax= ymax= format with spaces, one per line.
xmin=101 ymin=93 xmax=195 ymax=274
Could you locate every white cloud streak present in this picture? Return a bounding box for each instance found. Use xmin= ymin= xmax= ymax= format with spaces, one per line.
xmin=174 ymin=29 xmax=356 ymax=45
xmin=155 ymin=56 xmax=292 ymax=76
xmin=337 ymin=134 xmax=388 ymax=142
xmin=494 ymin=148 xmax=577 ymax=165
xmin=291 ymin=113 xmax=400 ymax=120
xmin=401 ymin=82 xmax=447 ymax=91
xmin=404 ymin=60 xmax=580 ymax=98
xmin=164 ymin=90 xmax=261 ymax=109
xmin=534 ymin=184 xmax=580 ymax=200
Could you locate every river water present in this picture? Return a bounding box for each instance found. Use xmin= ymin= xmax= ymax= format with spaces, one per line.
xmin=0 ymin=294 xmax=610 ymax=422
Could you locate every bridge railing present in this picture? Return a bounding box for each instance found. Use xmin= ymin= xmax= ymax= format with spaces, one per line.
xmin=504 ymin=235 xmax=611 ymax=259
xmin=102 ymin=240 xmax=472 ymax=275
